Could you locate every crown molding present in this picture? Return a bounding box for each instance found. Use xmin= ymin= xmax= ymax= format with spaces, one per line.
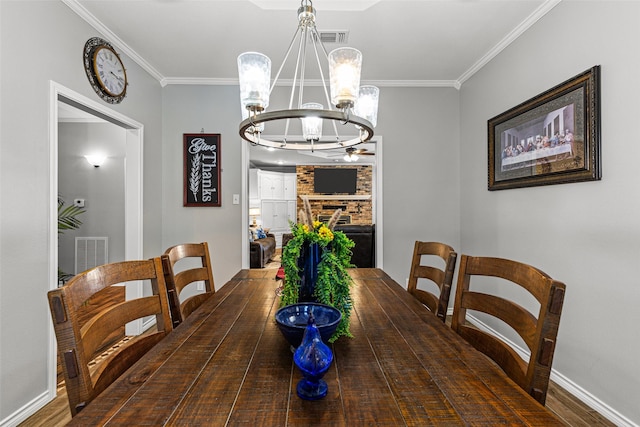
xmin=161 ymin=77 xmax=461 ymax=89
xmin=61 ymin=0 xmax=165 ymax=83
xmin=249 ymin=0 xmax=381 ymax=12
xmin=64 ymin=0 xmax=561 ymax=91
xmin=457 ymin=0 xmax=562 ymax=86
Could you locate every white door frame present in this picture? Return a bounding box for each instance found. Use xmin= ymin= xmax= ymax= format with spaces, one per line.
xmin=48 ymin=81 xmax=144 ymax=399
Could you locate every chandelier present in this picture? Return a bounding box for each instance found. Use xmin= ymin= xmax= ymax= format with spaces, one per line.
xmin=237 ymin=0 xmax=379 ymax=151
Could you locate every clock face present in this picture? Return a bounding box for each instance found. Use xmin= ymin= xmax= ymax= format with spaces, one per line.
xmin=93 ymin=46 xmax=127 ymax=97
xmin=83 ymin=37 xmax=127 ymax=104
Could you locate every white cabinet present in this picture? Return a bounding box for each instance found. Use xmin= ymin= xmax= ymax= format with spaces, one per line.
xmin=261 ymin=200 xmax=289 ymax=230
xmin=250 ymin=169 xmax=296 ymax=201
xmin=259 ymin=171 xmax=284 ymax=200
xmin=250 ymin=168 xmax=297 ymax=249
xmin=284 ymin=173 xmax=297 ymax=200
xmin=262 ymin=200 xmax=290 ymax=247
xmin=249 ymin=169 xmax=259 ymax=200
xmin=287 ymin=200 xmax=297 ymax=223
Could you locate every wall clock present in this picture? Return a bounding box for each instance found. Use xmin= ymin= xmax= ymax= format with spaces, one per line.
xmin=83 ymin=37 xmax=127 ymax=104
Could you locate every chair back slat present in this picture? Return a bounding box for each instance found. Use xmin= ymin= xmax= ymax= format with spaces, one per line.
xmin=181 ymin=293 xmax=216 ymax=321
xmin=407 ymin=241 xmax=457 ymax=322
xmin=47 ymin=257 xmax=173 ymax=416
xmin=173 ymin=267 xmax=211 ymax=294
xmin=91 ymin=333 xmax=166 ymax=398
xmin=162 ymin=242 xmax=215 ymax=327
xmin=461 ymin=291 xmax=538 ymax=349
xmin=451 ymin=255 xmax=566 ymax=405
xmin=457 ymin=326 xmax=528 ymax=386
xmin=463 ymin=255 xmax=553 ymax=303
xmin=80 ymin=296 xmax=165 ymax=359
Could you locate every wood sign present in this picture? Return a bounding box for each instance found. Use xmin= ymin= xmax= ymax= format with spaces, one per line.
xmin=183 ymin=133 xmax=221 ymax=206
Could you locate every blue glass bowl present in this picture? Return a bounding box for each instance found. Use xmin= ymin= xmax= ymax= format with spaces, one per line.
xmin=275 ymin=303 xmax=342 ymax=349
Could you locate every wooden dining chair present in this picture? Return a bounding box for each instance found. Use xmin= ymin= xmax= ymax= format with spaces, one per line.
xmin=451 ymin=255 xmax=566 ymax=405
xmin=161 ymin=242 xmax=215 ymax=327
xmin=47 ymin=258 xmax=173 ymax=416
xmin=407 ymin=241 xmax=457 ymax=322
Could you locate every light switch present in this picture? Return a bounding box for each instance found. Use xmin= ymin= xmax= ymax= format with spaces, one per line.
xmin=232 ymin=194 xmax=240 ymax=205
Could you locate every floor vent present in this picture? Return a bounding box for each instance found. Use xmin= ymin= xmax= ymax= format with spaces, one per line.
xmin=75 ymin=237 xmax=108 ymax=274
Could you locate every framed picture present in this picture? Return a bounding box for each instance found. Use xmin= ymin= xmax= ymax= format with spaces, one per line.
xmin=488 ymin=66 xmax=601 ymax=191
xmin=183 ymin=133 xmax=221 ymax=206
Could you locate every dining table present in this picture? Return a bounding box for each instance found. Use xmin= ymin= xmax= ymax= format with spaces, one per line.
xmin=68 ymin=268 xmax=564 ymax=426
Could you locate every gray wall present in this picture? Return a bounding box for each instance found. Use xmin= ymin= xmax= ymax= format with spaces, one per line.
xmin=376 ymin=87 xmax=460 ymax=283
xmin=2 ymin=0 xmax=638 ymax=425
xmin=161 ymin=85 xmax=246 ymax=289
xmin=0 ymin=1 xmax=163 ymax=421
xmin=160 ymin=84 xmax=461 ymax=291
xmin=58 ymin=122 xmax=126 ymax=277
xmin=459 ymin=1 xmax=639 ymax=423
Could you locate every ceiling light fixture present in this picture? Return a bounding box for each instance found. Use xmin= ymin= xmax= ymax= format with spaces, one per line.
xmin=237 ymin=0 xmax=379 ymax=151
xmin=343 ymin=152 xmax=358 ymax=162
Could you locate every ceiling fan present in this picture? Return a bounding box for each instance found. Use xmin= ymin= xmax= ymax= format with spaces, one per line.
xmin=333 ymin=146 xmax=375 ymax=162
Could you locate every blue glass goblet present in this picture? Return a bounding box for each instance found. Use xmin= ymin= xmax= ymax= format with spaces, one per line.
xmin=293 ymin=314 xmax=333 ymax=400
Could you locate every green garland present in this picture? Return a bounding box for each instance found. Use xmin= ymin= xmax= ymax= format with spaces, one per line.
xmin=280 ymin=221 xmax=355 ymax=342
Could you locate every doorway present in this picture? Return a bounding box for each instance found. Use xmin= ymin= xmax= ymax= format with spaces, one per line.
xmin=47 ymin=82 xmax=144 ymax=400
xmin=243 ymin=137 xmax=384 ymax=270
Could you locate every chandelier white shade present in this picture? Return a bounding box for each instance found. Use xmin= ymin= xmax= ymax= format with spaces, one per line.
xmin=328 ymin=47 xmax=362 ymax=109
xmin=237 ymin=52 xmax=271 ymax=111
xmin=237 ymin=0 xmax=378 ymax=151
xmin=353 ymin=85 xmax=379 ymax=128
xmin=300 ymin=102 xmax=323 ymax=142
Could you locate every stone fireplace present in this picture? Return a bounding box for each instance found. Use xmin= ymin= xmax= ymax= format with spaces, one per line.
xmin=296 ymin=165 xmax=373 ymax=225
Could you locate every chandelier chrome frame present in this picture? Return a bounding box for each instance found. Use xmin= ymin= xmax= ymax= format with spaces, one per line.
xmin=238 ymin=0 xmax=377 ymax=151
xmin=239 ymin=109 xmax=374 ymax=150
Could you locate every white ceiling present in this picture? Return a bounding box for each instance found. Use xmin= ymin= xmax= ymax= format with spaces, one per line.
xmin=66 ymin=0 xmax=559 ymax=166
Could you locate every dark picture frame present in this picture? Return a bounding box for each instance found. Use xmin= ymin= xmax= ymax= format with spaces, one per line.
xmin=488 ymin=66 xmax=601 ymax=191
xmin=183 ymin=133 xmax=221 ymax=206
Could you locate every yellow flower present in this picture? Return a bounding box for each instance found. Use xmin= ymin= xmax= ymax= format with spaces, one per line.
xmin=318 ymin=225 xmax=334 ymax=241
xmin=313 ymin=220 xmax=322 ymax=229
xmin=302 ymin=224 xmax=310 ymax=233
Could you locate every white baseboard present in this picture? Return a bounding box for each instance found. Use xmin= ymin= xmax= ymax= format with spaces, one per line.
xmin=142 ymin=316 xmax=157 ymax=332
xmin=466 ymin=313 xmax=637 ymax=427
xmin=551 ymin=369 xmax=637 ymax=427
xmin=0 ymin=389 xmax=52 ymax=427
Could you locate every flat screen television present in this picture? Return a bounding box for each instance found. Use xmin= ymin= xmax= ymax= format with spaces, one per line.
xmin=314 ymin=168 xmax=357 ymax=194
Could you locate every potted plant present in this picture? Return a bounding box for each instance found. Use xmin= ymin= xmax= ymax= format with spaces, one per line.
xmin=280 ymin=197 xmax=355 ymax=342
xmin=58 ymin=196 xmax=85 ymax=284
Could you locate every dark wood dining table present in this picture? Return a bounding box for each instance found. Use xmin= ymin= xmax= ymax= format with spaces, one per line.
xmin=68 ymin=268 xmax=564 ymax=426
